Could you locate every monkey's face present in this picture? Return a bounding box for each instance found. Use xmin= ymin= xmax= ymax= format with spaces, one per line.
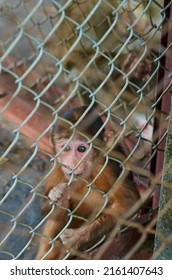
xmin=56 ymin=137 xmax=94 ymax=181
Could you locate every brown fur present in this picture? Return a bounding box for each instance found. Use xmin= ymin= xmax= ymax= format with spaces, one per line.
xmin=36 ymin=107 xmax=140 ymax=259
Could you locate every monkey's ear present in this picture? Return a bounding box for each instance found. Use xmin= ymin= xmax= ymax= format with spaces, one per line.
xmin=103 ymin=130 xmax=116 ymax=149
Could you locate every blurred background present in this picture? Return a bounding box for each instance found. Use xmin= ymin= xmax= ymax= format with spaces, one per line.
xmin=0 ymin=0 xmax=172 ymax=260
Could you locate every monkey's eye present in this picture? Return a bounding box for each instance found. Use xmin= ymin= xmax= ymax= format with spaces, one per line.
xmin=77 ymin=145 xmax=87 ymax=153
xmin=63 ymin=145 xmax=71 ymax=152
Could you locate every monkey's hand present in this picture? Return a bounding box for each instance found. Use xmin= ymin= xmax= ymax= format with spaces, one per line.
xmin=48 ymin=183 xmax=70 ymax=207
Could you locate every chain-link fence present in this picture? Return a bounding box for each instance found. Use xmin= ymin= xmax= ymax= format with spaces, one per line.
xmin=0 ymin=0 xmax=172 ymax=260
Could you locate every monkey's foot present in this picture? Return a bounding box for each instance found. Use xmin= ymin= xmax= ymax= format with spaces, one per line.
xmin=48 ymin=183 xmax=70 ymax=204
xmin=60 ymin=226 xmax=89 ymax=250
xmin=60 ymin=228 xmax=75 ymax=246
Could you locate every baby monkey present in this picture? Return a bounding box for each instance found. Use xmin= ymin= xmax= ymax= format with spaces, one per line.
xmin=36 ymin=106 xmax=140 ymax=259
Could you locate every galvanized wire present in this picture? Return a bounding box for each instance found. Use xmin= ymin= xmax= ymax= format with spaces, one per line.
xmin=0 ymin=0 xmax=171 ymax=260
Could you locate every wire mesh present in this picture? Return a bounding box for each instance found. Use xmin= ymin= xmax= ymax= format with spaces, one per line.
xmin=0 ymin=0 xmax=172 ymax=260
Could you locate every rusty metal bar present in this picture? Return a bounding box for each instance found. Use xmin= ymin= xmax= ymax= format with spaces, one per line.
xmin=151 ymin=0 xmax=172 ymax=209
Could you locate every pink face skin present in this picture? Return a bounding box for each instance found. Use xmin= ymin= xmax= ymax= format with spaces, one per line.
xmin=56 ymin=137 xmax=94 ymax=181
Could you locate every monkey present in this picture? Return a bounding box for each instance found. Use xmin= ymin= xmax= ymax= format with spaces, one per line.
xmin=36 ymin=106 xmax=140 ymax=260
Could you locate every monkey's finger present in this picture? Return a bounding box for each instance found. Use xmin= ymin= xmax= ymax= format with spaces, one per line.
xmin=48 ymin=183 xmax=68 ymax=201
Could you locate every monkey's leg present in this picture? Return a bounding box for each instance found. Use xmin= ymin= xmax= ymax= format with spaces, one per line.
xmin=36 ymin=184 xmax=70 ymax=260
xmin=36 ymin=218 xmax=66 ymax=260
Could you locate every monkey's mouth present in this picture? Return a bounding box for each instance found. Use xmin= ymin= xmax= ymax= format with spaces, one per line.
xmin=65 ymin=171 xmax=85 ymax=181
